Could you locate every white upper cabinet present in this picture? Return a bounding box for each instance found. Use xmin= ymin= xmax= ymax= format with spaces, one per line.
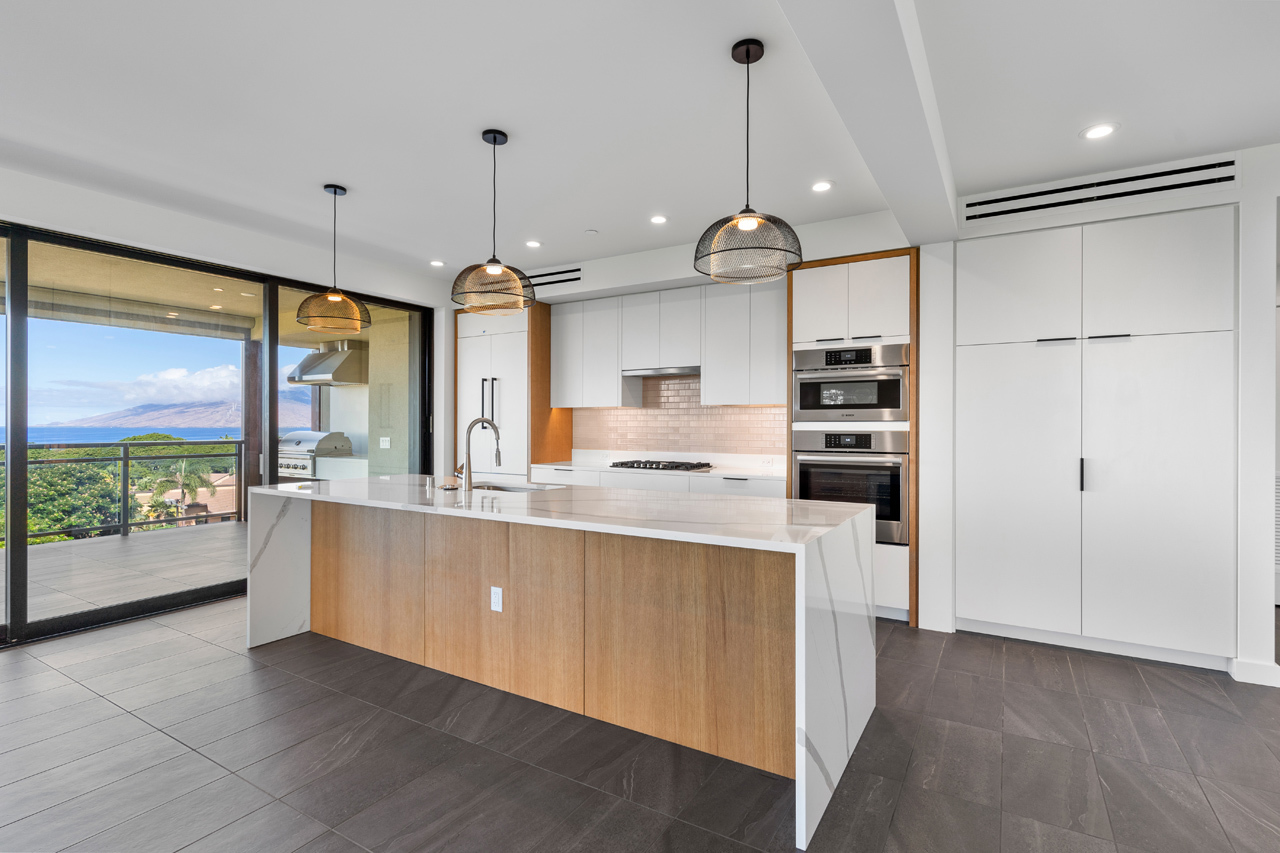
xmin=956 ymin=227 xmax=1083 ymax=345
xmin=457 ymin=310 xmax=527 ymax=338
xmin=579 ymin=297 xmax=641 ymax=408
xmin=1081 ymin=331 xmax=1236 ymax=656
xmin=848 ymin=256 xmax=911 ymax=340
xmin=620 ymin=292 xmax=660 ymax=370
xmin=792 ymin=264 xmax=848 ymax=343
xmin=549 ymin=303 xmax=583 ymax=408
xmin=955 ymin=340 xmax=1083 ymax=635
xmin=749 ymin=281 xmax=787 ymax=405
xmin=701 ymin=284 xmax=752 ymax=406
xmin=1083 ymin=206 xmax=1236 ymax=338
xmin=659 ymin=288 xmax=702 ymax=367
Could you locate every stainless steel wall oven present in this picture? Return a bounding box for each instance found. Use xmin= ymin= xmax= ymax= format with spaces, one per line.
xmin=792 ymin=343 xmax=910 ymax=422
xmin=792 ymin=430 xmax=908 ymax=545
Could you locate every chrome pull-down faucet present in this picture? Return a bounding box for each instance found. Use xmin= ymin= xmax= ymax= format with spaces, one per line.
xmin=463 ymin=417 xmax=500 ymax=491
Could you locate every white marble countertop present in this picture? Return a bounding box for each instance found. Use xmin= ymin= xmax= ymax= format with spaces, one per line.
xmin=532 ymin=461 xmax=786 ymax=481
xmin=249 ymin=474 xmax=869 ymax=553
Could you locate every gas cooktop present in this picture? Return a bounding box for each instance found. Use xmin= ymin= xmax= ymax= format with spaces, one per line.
xmin=609 ymin=460 xmax=713 ymax=471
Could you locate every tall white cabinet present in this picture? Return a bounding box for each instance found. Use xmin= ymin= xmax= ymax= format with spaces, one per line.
xmin=456 ymin=318 xmax=528 ymax=477
xmin=954 ymin=205 xmax=1238 ymax=658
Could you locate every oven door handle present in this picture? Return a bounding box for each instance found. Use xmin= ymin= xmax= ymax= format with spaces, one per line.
xmin=794 ymin=368 xmax=905 ymax=381
xmin=794 ymin=454 xmax=904 ymax=466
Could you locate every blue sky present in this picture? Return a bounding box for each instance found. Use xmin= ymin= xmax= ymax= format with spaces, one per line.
xmin=1 ymin=319 xmax=315 ymax=424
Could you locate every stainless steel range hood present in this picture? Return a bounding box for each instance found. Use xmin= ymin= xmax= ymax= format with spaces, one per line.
xmin=620 ymin=365 xmax=701 ymax=377
xmin=287 ymin=340 xmax=368 ymax=386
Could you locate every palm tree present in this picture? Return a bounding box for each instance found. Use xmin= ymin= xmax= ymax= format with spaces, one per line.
xmin=144 ymin=458 xmax=217 ymax=513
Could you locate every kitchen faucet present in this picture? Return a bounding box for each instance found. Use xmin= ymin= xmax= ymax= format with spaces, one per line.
xmin=463 ymin=417 xmax=500 ymax=491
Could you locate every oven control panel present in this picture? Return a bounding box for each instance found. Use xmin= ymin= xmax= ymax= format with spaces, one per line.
xmin=824 ymin=348 xmax=873 ymax=366
xmin=824 ymin=433 xmax=873 ymax=449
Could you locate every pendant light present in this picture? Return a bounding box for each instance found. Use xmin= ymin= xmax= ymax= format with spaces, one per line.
xmin=451 ymin=129 xmax=535 ymax=316
xmin=694 ymin=39 xmax=802 ymax=284
xmin=296 ymin=184 xmax=372 ymax=334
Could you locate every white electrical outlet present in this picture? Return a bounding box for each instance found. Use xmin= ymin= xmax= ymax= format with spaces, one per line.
xmin=760 ymin=458 xmax=773 ymax=467
xmin=490 ymin=586 xmax=503 ymax=612
xmin=380 ymin=437 xmax=391 ymax=449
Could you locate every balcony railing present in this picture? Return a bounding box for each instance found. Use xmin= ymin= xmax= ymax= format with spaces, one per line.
xmin=3 ymin=439 xmax=245 ymax=542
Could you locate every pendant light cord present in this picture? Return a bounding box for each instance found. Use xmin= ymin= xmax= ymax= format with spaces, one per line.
xmin=745 ymin=58 xmax=751 ymax=209
xmin=492 ymin=139 xmax=498 ymax=260
xmin=332 ymin=189 xmax=338 ymax=291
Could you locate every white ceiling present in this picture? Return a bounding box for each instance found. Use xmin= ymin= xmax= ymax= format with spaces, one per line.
xmin=916 ymin=0 xmax=1280 ymax=196
xmin=0 ymin=0 xmax=885 ymax=276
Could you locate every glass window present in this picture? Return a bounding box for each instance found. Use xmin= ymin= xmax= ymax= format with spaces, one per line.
xmin=24 ymin=241 xmax=262 ymax=621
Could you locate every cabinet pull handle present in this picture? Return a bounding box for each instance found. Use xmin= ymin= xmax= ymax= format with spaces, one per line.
xmin=480 ymin=378 xmax=487 ymax=427
xmin=1036 ymin=337 xmax=1075 ymax=343
xmin=1087 ymin=334 xmax=1131 ymax=339
xmin=490 ymin=377 xmax=497 ymax=428
xmin=1080 ymin=458 xmax=1085 ymax=492
xmin=723 ymin=477 xmax=749 ymax=481
xmin=847 ymin=335 xmax=883 ymax=340
xmin=815 ymin=337 xmax=844 ymax=343
xmin=554 ymin=468 xmax=573 ymax=472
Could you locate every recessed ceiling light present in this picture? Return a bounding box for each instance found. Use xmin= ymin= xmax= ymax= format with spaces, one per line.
xmin=526 ymin=241 xmax=541 ymax=248
xmin=240 ymin=292 xmax=255 ymax=297
xmin=1081 ymin=123 xmax=1118 ymax=140
xmin=166 ymin=312 xmax=179 ymax=317
xmin=430 ymin=260 xmax=444 ymax=267
xmin=209 ymin=305 xmax=222 ymax=309
xmin=811 ymin=181 xmax=834 ymax=192
xmin=213 ymin=287 xmax=224 ymax=292
xmin=650 ymin=215 xmax=667 ymax=224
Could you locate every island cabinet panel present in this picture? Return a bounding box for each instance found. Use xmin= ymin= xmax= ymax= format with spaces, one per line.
xmin=583 ymin=532 xmax=795 ymax=777
xmin=310 ymin=503 xmax=426 ymax=665
xmin=423 ymin=515 xmax=585 ymax=712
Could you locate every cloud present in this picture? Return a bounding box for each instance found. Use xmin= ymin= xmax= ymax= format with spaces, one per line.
xmin=32 ymin=364 xmax=242 ymax=410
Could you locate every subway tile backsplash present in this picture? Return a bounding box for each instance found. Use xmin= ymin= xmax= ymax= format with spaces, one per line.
xmin=572 ymin=376 xmax=787 ymax=455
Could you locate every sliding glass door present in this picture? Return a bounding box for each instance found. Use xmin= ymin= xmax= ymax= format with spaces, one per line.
xmin=0 ymin=225 xmax=433 ymax=643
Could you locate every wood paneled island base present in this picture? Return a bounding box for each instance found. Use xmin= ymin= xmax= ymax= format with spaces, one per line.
xmin=247 ymin=477 xmax=875 ymax=849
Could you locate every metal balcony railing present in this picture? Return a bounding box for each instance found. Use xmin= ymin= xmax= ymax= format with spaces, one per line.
xmin=3 ymin=439 xmax=245 ymax=542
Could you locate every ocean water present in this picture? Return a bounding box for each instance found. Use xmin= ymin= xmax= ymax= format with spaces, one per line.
xmin=5 ymin=427 xmax=245 ymax=445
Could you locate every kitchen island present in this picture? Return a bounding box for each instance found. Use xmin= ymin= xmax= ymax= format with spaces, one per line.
xmin=246 ymin=475 xmax=875 ymax=849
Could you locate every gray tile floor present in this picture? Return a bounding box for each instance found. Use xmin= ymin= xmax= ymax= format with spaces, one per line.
xmin=2 ymin=601 xmax=1279 ymax=852
xmin=5 ymin=522 xmax=246 ymax=621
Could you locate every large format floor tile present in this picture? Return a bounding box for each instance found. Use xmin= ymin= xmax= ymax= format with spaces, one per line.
xmin=3 ymin=602 xmax=1280 ymax=853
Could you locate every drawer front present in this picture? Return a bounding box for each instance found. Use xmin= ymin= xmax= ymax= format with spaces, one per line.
xmin=689 ymin=476 xmax=786 ymax=498
xmin=598 ymin=471 xmax=690 ymax=492
xmin=530 ymin=466 xmax=600 ymax=487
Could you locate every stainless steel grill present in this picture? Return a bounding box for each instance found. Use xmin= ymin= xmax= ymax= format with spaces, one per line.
xmin=277 ymin=430 xmax=353 ymax=479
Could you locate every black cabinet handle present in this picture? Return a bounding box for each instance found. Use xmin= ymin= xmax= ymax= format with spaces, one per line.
xmin=554 ymin=468 xmax=573 ymax=472
xmin=1036 ymin=337 xmax=1076 ymax=343
xmin=480 ymin=378 xmax=487 ymax=427
xmin=815 ymin=337 xmax=844 ymax=343
xmin=490 ymin=377 xmax=497 ymax=427
xmin=847 ymin=335 xmax=883 ymax=341
xmin=1088 ymin=334 xmax=1131 ymax=339
xmin=1080 ymin=458 xmax=1085 ymax=492
xmin=723 ymin=477 xmax=749 ymax=482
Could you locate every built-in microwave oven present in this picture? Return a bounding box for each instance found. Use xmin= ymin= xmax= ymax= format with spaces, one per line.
xmin=792 ymin=430 xmax=908 ymax=545
xmin=792 ymin=344 xmax=909 ymax=422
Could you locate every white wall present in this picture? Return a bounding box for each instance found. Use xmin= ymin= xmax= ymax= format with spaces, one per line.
xmin=0 ymin=164 xmax=455 ymax=476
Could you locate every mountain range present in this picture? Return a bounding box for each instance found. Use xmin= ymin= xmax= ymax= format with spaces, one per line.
xmin=41 ymin=392 xmax=312 ymax=429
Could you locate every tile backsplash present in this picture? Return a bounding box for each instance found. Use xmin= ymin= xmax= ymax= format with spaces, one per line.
xmin=571 ymin=376 xmax=787 ymax=455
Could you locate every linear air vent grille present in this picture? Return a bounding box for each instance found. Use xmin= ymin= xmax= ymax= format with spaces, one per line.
xmin=959 ymin=156 xmax=1237 ymax=225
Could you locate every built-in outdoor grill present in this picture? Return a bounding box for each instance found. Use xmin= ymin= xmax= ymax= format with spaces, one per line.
xmin=277 ymin=430 xmax=353 ymax=479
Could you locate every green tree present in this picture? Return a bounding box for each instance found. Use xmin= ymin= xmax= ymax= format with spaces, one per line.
xmin=142 ymin=458 xmax=217 ymax=513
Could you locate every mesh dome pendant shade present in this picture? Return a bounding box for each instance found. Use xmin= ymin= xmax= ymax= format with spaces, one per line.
xmin=297 ymin=184 xmax=371 ymax=334
xmin=297 ymin=289 xmax=372 ymax=334
xmin=693 ymin=39 xmax=802 ymax=285
xmin=452 ymin=260 xmax=535 ymax=316
xmin=451 ymin=128 xmax=536 ymax=315
xmin=694 ymin=209 xmax=802 ymax=284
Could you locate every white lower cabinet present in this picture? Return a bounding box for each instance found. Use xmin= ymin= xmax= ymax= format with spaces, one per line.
xmin=955 ymin=332 xmax=1237 ymax=657
xmin=956 ymin=340 xmax=1083 ymax=635
xmin=530 ymin=465 xmax=600 ymax=487
xmin=688 ymin=475 xmax=786 ymax=498
xmin=874 ymin=544 xmax=910 ymax=613
xmin=1081 ymin=332 xmax=1236 ymax=656
xmin=598 ymin=471 xmax=690 ymax=492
